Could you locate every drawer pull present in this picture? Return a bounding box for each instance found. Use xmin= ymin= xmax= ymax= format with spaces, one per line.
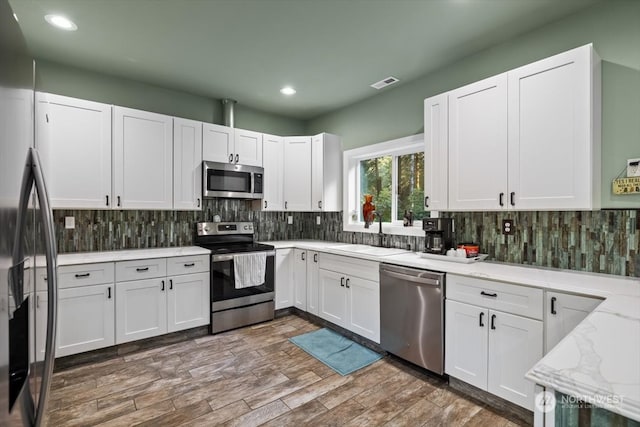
xmin=479 ymin=312 xmax=484 ymax=327
xmin=340 ymin=277 xmax=345 ymax=287
xmin=75 ymin=273 xmax=90 ymax=278
xmin=136 ymin=267 xmax=149 ymax=272
xmin=301 ymin=252 xmax=305 ymax=261
xmin=550 ymin=297 xmax=557 ymax=315
xmin=107 ymin=287 xmax=111 ymax=299
xmin=184 ymin=263 xmax=195 ymax=267
xmin=490 ymin=314 xmax=497 ymax=330
xmin=161 ymin=280 xmax=165 ymax=291
xmin=345 ymin=278 xmax=350 ymax=289
xmin=499 ymin=192 xmax=504 ymax=207
xmin=36 ymin=295 xmax=40 ymax=309
xmin=169 ymin=279 xmax=173 ymax=290
xmin=313 ymin=253 xmax=318 ymax=263
xmin=480 ymin=291 xmax=497 ymax=298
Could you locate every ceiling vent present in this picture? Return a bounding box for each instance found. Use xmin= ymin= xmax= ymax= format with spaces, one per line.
xmin=370 ymin=76 xmax=399 ymax=90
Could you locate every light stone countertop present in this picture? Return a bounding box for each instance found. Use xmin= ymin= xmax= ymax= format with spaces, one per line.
xmin=51 ymin=241 xmax=640 ymax=420
xmin=266 ymin=240 xmax=640 ymax=421
xmin=55 ymin=246 xmax=210 ymax=266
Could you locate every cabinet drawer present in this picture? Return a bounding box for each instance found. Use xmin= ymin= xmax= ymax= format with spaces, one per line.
xmin=166 ymin=255 xmax=209 ymax=276
xmin=57 ymin=263 xmax=115 ymax=289
xmin=318 ymin=253 xmax=379 ymax=282
xmin=116 ymin=258 xmax=166 ymax=282
xmin=447 ymin=274 xmax=543 ymax=320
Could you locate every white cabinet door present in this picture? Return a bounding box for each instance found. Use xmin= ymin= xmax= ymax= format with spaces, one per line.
xmin=311 ymin=134 xmax=324 ymax=212
xmin=275 ymin=249 xmax=294 ymax=309
xmin=56 ymin=284 xmax=115 ymax=357
xmin=318 ymin=269 xmax=347 ymax=328
xmin=448 ymin=74 xmax=508 ymax=211
xmin=113 ymin=107 xmax=173 ymax=210
xmin=262 ymin=134 xmax=285 ymax=211
xmin=311 ymin=133 xmax=342 ymax=212
xmin=306 ymin=252 xmax=320 ymax=316
xmin=173 ymin=118 xmax=202 ymax=210
xmin=36 ymin=93 xmax=112 ymax=209
xmin=424 ymin=94 xmax=448 ymax=211
xmin=167 ymin=272 xmax=209 ymax=333
xmin=283 ymin=136 xmax=312 ymax=211
xmin=488 ymin=310 xmax=543 ymax=410
xmin=545 ymin=292 xmax=601 ymax=353
xmin=508 ymin=44 xmax=599 ymax=210
xmin=445 ymin=300 xmax=488 ymax=389
xmin=346 ymin=276 xmax=380 ymax=343
xmin=202 ymin=123 xmax=234 ymax=163
xmin=293 ymin=249 xmax=307 ymax=311
xmin=116 ymin=278 xmax=167 ymax=344
xmin=234 ymin=128 xmax=263 ymax=166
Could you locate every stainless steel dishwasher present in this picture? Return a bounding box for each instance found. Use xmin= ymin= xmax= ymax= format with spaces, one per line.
xmin=380 ymin=263 xmax=445 ymax=374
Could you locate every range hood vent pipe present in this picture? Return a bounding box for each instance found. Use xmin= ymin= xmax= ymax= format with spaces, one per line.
xmin=221 ymin=98 xmax=237 ymax=128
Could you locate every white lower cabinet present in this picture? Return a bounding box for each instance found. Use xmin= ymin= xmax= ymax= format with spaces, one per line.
xmin=275 ymin=249 xmax=294 ymax=309
xmin=544 ymin=291 xmax=602 ymax=353
xmin=167 ymin=272 xmax=210 ymax=333
xmin=115 ymin=255 xmax=210 ymax=344
xmin=116 ymin=278 xmax=168 ymax=344
xmin=445 ymin=274 xmax=544 ymax=411
xmin=293 ymin=249 xmax=307 ymax=310
xmin=306 ymin=252 xmax=320 ymax=316
xmin=445 ymin=300 xmax=542 ymax=410
xmin=318 ymin=255 xmax=380 ymax=343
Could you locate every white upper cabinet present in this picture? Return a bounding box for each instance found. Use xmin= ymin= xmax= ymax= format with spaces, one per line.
xmin=283 ymin=136 xmax=312 ymax=211
xmin=234 ymin=128 xmax=263 ymax=167
xmin=448 ymin=74 xmax=508 ymax=211
xmin=424 ymin=94 xmax=448 ymax=211
xmin=202 ymin=123 xmax=233 ymax=164
xmin=311 ymin=133 xmax=342 ymax=212
xmin=202 ymin=124 xmax=263 ymax=167
xmin=36 ymin=93 xmax=112 ymax=209
xmin=173 ymin=118 xmax=203 ymax=211
xmin=113 ymin=107 xmax=173 ymax=210
xmin=262 ymin=134 xmax=285 ymax=211
xmin=508 ymin=44 xmax=601 ymax=210
xmin=428 ymin=44 xmax=600 ymax=212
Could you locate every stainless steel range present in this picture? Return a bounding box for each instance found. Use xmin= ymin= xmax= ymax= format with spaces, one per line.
xmin=195 ymin=222 xmax=275 ymax=334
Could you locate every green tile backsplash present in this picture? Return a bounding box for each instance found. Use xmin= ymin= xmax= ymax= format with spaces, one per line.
xmin=54 ymin=200 xmax=639 ymax=277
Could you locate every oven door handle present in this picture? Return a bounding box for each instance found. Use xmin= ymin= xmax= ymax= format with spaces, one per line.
xmin=211 ymin=250 xmax=276 ymax=262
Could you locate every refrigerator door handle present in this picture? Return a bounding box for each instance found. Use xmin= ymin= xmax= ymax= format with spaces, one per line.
xmin=13 ymin=148 xmax=58 ymax=426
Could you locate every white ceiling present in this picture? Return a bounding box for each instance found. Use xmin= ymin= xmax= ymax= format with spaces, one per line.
xmin=9 ymin=0 xmax=602 ymax=119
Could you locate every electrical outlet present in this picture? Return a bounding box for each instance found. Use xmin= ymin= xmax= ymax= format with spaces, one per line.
xmin=502 ymin=219 xmax=514 ymax=235
xmin=64 ymin=216 xmax=75 ymax=229
xmin=287 ymin=216 xmax=293 ymax=225
xmin=316 ymin=216 xmax=321 ymax=225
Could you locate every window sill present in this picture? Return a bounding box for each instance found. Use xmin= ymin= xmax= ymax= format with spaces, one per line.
xmin=343 ymin=223 xmax=424 ymax=237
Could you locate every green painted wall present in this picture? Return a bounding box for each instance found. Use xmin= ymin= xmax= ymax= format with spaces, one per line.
xmin=306 ymin=0 xmax=640 ymax=209
xmin=35 ymin=59 xmax=306 ymax=136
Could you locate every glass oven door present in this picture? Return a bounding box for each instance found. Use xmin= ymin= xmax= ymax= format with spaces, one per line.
xmin=210 ymin=252 xmax=275 ymax=311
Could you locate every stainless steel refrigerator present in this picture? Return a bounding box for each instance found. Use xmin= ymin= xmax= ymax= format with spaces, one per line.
xmin=1 ymin=0 xmax=58 ymax=425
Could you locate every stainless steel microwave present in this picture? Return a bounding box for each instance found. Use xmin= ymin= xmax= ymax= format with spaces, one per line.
xmin=202 ymin=161 xmax=264 ymax=199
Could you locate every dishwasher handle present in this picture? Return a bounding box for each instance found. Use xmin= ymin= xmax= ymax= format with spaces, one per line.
xmin=381 ymin=269 xmax=441 ymax=286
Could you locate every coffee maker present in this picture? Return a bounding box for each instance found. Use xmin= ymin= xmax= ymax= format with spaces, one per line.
xmin=423 ymin=218 xmax=454 ymax=254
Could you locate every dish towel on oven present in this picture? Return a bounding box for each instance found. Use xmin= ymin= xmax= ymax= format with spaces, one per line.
xmin=233 ymin=252 xmax=267 ymax=289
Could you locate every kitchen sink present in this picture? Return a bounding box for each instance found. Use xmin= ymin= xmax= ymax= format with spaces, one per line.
xmin=328 ymin=244 xmax=408 ymax=257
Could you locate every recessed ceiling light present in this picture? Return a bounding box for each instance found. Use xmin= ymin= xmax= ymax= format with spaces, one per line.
xmin=44 ymin=14 xmax=77 ymax=31
xmin=280 ymin=86 xmax=296 ymax=96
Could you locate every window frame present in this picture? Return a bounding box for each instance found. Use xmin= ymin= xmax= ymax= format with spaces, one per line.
xmin=343 ymin=133 xmax=429 ymax=237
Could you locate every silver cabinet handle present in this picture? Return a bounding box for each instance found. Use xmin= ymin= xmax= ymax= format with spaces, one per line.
xmin=13 ymin=148 xmax=58 ymax=426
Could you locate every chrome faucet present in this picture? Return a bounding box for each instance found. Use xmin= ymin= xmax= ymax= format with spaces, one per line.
xmin=374 ymin=211 xmax=385 ymax=247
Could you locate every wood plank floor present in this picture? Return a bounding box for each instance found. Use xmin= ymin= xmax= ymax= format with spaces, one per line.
xmin=46 ymin=315 xmax=529 ymax=426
